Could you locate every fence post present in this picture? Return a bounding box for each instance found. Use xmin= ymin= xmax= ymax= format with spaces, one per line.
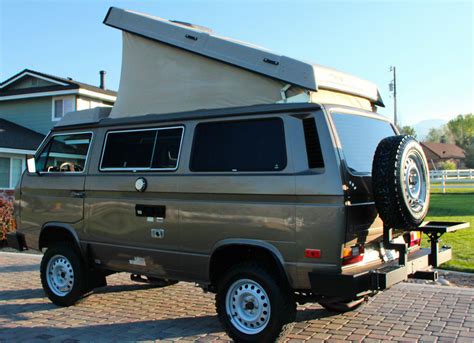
xmin=442 ymin=172 xmax=446 ymax=194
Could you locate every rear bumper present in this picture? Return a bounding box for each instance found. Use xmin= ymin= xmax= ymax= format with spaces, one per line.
xmin=309 ymin=247 xmax=451 ymax=298
xmin=6 ymin=232 xmax=27 ymax=251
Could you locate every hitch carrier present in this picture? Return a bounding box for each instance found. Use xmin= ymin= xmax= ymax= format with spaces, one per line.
xmin=418 ymin=221 xmax=470 ymax=267
xmin=385 ymin=221 xmax=470 ymax=267
xmin=309 ymin=221 xmax=469 ymax=298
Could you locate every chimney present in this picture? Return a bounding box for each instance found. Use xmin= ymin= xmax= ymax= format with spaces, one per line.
xmin=99 ymin=70 xmax=106 ymax=90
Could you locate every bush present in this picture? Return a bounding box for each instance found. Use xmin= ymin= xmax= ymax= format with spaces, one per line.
xmin=439 ymin=161 xmax=457 ymax=170
xmin=0 ymin=198 xmax=15 ymax=242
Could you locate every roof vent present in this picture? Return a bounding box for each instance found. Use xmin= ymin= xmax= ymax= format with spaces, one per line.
xmin=170 ymin=20 xmax=213 ymax=34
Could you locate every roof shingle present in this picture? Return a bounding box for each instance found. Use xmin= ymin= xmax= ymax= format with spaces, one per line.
xmin=421 ymin=142 xmax=466 ymax=159
xmin=0 ymin=119 xmax=45 ymax=151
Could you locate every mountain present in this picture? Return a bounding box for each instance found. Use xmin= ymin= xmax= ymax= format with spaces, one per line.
xmin=413 ymin=119 xmax=447 ymax=140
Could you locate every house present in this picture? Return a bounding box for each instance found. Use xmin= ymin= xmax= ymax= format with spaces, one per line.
xmin=421 ymin=142 xmax=466 ymax=169
xmin=0 ymin=69 xmax=116 ymax=190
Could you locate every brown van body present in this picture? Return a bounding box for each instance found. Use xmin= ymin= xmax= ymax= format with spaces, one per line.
xmin=13 ymin=102 xmax=458 ymax=295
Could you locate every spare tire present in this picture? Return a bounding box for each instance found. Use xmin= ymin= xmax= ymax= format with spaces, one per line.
xmin=372 ymin=135 xmax=430 ymax=229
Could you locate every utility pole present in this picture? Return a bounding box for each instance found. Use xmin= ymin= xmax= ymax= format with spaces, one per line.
xmin=389 ymin=66 xmax=397 ymax=127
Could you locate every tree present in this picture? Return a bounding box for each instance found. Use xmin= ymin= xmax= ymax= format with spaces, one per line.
xmin=399 ymin=125 xmax=417 ymax=138
xmin=465 ymin=144 xmax=474 ymax=168
xmin=447 ymin=114 xmax=474 ymax=149
xmin=425 ymin=126 xmax=453 ymax=143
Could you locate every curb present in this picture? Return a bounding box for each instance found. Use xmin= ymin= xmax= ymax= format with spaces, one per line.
xmin=0 ymin=251 xmax=42 ymax=258
xmin=437 ymin=269 xmax=474 ymax=277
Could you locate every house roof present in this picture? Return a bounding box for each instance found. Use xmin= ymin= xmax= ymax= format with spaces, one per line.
xmin=0 ymin=69 xmax=117 ymax=97
xmin=421 ymin=142 xmax=466 ymax=159
xmin=0 ymin=119 xmax=45 ymax=151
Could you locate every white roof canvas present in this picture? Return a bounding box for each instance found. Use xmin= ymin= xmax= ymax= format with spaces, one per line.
xmin=104 ymin=7 xmax=384 ymax=118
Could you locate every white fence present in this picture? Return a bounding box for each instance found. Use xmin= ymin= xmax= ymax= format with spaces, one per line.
xmin=430 ymin=169 xmax=474 ymax=193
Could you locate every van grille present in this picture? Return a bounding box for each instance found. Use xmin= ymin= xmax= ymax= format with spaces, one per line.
xmin=302 ymin=118 xmax=324 ymax=168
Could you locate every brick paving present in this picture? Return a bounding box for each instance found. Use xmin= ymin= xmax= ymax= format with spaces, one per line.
xmin=0 ymin=252 xmax=473 ymax=342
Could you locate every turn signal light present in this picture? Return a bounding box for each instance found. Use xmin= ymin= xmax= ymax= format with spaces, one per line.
xmin=342 ymin=244 xmax=364 ymax=265
xmin=409 ymin=231 xmax=422 ymax=247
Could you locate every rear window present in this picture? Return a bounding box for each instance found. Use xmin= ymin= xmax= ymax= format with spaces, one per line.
xmin=100 ymin=127 xmax=183 ymax=171
xmin=190 ymin=118 xmax=286 ymax=172
xmin=332 ymin=113 xmax=395 ymax=174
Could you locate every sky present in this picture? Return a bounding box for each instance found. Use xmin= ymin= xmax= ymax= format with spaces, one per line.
xmin=0 ymin=0 xmax=472 ymax=127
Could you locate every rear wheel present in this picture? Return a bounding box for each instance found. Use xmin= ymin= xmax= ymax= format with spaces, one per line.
xmin=372 ymin=135 xmax=430 ymax=229
xmin=40 ymin=244 xmax=86 ymax=306
xmin=216 ymin=262 xmax=296 ymax=342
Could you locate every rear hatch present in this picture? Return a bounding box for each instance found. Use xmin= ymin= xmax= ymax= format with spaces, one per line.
xmin=329 ymin=110 xmax=418 ymax=266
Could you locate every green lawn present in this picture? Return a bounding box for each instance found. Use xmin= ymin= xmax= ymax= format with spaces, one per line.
xmin=430 ymin=183 xmax=474 ymax=194
xmin=423 ymin=193 xmax=474 ymax=272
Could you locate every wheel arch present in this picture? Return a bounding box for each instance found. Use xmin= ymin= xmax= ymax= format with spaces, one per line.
xmin=209 ymin=239 xmax=292 ymax=290
xmin=39 ymin=223 xmax=83 ymax=256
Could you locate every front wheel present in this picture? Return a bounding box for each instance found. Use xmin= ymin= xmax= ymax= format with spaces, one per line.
xmin=40 ymin=244 xmax=86 ymax=306
xmin=216 ymin=263 xmax=296 ymax=342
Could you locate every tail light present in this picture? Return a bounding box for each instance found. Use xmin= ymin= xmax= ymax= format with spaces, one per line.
xmin=409 ymin=231 xmax=422 ymax=247
xmin=342 ymin=244 xmax=365 ymax=266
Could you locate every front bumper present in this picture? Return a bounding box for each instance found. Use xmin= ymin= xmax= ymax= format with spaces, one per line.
xmin=6 ymin=232 xmax=27 ymax=251
xmin=310 ymin=247 xmax=451 ymax=298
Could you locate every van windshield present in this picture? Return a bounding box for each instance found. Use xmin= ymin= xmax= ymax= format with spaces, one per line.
xmin=332 ymin=112 xmax=395 ymax=174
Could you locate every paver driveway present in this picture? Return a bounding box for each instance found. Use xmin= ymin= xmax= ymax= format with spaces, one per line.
xmin=0 ymin=252 xmax=473 ymax=342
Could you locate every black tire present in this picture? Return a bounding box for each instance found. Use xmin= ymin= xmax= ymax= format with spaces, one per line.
xmin=40 ymin=244 xmax=87 ymax=306
xmin=372 ymin=135 xmax=430 ymax=229
xmin=319 ymin=297 xmax=365 ymax=313
xmin=216 ymin=262 xmax=296 ymax=343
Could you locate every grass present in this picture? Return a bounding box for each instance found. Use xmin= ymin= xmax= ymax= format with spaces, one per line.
xmin=422 ymin=193 xmax=474 ymax=273
xmin=430 ymin=183 xmax=474 ymax=194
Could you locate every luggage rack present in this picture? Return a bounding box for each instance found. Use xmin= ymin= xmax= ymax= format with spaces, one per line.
xmin=384 ymin=221 xmax=470 ymax=267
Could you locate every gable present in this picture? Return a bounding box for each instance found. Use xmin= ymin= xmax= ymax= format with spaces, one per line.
xmin=1 ymin=70 xmax=70 ymax=90
xmin=2 ymin=75 xmax=59 ymax=91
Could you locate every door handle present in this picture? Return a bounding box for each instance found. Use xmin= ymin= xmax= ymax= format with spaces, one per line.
xmin=135 ymin=204 xmax=166 ymax=218
xmin=70 ymin=191 xmax=85 ymax=199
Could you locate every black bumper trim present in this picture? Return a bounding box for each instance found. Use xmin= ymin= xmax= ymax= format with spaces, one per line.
xmin=6 ymin=232 xmax=27 ymax=251
xmin=309 ymin=247 xmax=451 ymax=298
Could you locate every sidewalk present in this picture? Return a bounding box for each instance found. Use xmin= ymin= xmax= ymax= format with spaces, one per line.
xmin=1 ymin=252 xmax=473 ymax=342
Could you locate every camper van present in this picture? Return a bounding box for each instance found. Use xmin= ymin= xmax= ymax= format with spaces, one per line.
xmin=7 ymin=8 xmax=469 ymax=342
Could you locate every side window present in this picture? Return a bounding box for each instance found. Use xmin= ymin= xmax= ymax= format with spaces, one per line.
xmin=36 ymin=133 xmax=92 ymax=173
xmin=190 ymin=118 xmax=286 ymax=172
xmin=100 ymin=127 xmax=184 ymax=171
xmin=101 ymin=130 xmax=156 ymax=169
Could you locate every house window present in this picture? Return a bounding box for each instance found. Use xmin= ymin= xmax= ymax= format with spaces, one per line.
xmin=0 ymin=157 xmax=25 ymax=189
xmin=52 ymin=96 xmax=75 ymax=121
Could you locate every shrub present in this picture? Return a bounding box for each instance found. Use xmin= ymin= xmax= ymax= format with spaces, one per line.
xmin=0 ymin=198 xmax=15 ymax=241
xmin=439 ymin=161 xmax=457 ymax=170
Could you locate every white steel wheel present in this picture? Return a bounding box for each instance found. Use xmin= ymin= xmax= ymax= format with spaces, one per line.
xmin=402 ymin=150 xmax=428 ymax=215
xmin=41 ymin=244 xmax=86 ymax=306
xmin=225 ymin=278 xmax=271 ymax=335
xmin=46 ymin=255 xmax=75 ymax=297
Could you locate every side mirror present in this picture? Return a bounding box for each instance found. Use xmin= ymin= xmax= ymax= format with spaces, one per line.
xmin=27 ymin=156 xmax=38 ymax=174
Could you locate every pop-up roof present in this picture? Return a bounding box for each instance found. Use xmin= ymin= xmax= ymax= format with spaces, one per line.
xmin=104 ymin=7 xmax=384 ymax=118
